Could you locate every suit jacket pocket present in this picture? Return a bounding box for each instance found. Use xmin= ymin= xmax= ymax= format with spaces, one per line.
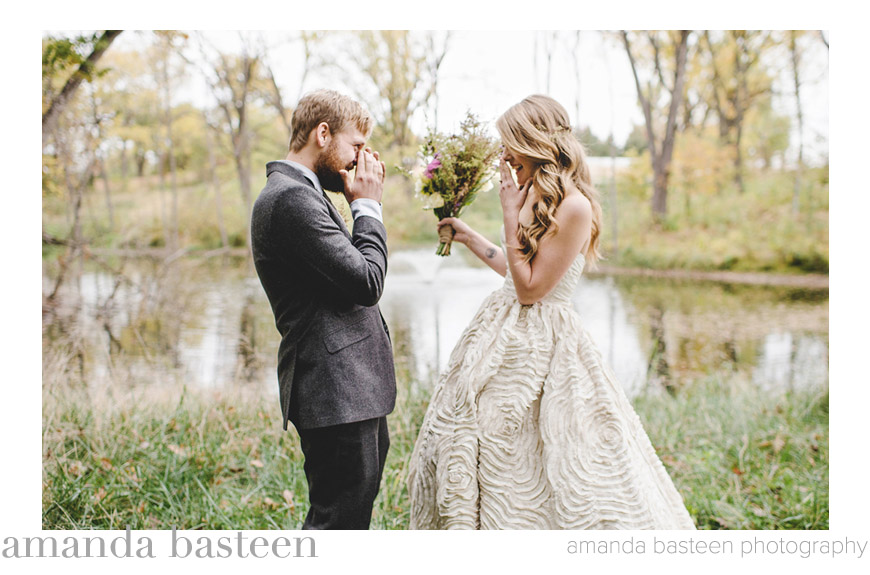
xmin=323 ymin=312 xmax=372 ymax=354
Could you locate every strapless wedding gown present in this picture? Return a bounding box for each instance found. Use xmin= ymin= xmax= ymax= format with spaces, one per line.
xmin=407 ymin=244 xmax=696 ymax=530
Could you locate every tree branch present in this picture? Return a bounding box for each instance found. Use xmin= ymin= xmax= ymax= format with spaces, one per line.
xmin=42 ymin=30 xmax=122 ymax=142
xmin=622 ymin=31 xmax=658 ymax=159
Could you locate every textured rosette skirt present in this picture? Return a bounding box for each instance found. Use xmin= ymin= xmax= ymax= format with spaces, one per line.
xmin=407 ymin=283 xmax=696 ymax=530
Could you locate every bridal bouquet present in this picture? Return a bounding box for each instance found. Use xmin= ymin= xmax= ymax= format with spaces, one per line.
xmin=407 ymin=112 xmax=501 ymax=256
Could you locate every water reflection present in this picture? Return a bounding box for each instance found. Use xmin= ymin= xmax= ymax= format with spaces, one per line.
xmin=42 ymin=251 xmax=829 ymax=397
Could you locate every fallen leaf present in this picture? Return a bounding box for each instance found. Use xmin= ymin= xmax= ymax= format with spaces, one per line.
xmin=250 ymin=459 xmax=264 ymax=468
xmin=137 ymin=501 xmax=146 ymax=513
xmin=94 ymin=487 xmax=107 ymax=503
xmin=732 ymin=466 xmax=744 ymax=476
xmin=282 ymin=489 xmax=295 ymax=509
xmin=264 ymin=497 xmax=280 ymax=509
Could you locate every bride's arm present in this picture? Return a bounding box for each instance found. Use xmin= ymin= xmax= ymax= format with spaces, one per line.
xmin=500 ymin=162 xmax=590 ymax=305
xmin=438 ymin=217 xmax=507 ymax=277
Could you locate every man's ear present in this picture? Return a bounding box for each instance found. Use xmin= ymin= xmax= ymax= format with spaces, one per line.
xmin=314 ymin=122 xmax=331 ymax=148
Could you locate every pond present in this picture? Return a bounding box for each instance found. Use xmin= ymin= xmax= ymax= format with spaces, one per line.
xmin=42 ymin=249 xmax=829 ymax=399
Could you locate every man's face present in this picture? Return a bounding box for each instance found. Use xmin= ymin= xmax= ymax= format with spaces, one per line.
xmin=314 ymin=127 xmax=367 ymax=193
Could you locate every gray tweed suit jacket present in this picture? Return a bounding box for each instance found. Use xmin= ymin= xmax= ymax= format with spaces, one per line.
xmin=251 ymin=161 xmax=396 ymax=430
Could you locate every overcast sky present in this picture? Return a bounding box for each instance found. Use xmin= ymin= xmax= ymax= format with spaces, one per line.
xmin=110 ymin=29 xmax=828 ymax=163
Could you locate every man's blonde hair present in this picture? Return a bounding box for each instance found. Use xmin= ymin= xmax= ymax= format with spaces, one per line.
xmin=289 ymin=89 xmax=373 ymax=152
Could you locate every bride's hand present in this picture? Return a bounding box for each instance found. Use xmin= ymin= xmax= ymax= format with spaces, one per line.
xmin=438 ymin=217 xmax=473 ymax=245
xmin=498 ymin=158 xmax=530 ymax=218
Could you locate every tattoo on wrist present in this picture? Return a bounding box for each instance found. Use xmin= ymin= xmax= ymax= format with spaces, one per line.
xmin=485 ymin=247 xmax=497 ymax=259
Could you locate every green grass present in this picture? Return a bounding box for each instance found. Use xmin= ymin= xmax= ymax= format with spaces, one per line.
xmin=43 ymin=161 xmax=828 ymax=275
xmin=43 ymin=346 xmax=828 ymax=530
xmin=634 ymin=376 xmax=828 ymax=529
xmin=603 ymin=167 xmax=829 ymax=274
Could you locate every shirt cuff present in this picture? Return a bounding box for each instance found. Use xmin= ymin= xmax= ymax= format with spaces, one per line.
xmin=350 ymin=198 xmax=383 ymax=224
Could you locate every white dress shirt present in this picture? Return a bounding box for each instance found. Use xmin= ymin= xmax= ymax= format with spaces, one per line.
xmin=278 ymin=160 xmax=383 ymax=224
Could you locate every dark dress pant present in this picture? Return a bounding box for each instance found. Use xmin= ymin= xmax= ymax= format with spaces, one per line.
xmin=297 ymin=416 xmax=390 ymax=529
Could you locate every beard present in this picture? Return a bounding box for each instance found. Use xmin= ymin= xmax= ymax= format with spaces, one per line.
xmin=314 ymin=141 xmax=352 ymax=194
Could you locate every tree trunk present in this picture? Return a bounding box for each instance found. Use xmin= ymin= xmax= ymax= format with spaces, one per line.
xmin=100 ymin=158 xmax=115 ymax=230
xmin=89 ymin=86 xmax=114 ymax=230
xmin=605 ymin=38 xmax=618 ymax=255
xmin=235 ymin=152 xmax=253 ymax=243
xmin=135 ymin=147 xmax=146 ymax=177
xmin=119 ymin=140 xmax=129 ymax=192
xmin=48 ymin=124 xmax=96 ymax=303
xmin=160 ymin=53 xmax=180 ymax=250
xmin=158 ymin=145 xmax=170 ymax=249
xmin=734 ymin=120 xmax=745 ymax=194
xmin=205 ymin=119 xmax=229 ymax=249
xmin=651 ymin=160 xmax=669 ymax=219
xmin=265 ymin=62 xmax=292 ymax=140
xmin=622 ymin=30 xmax=690 ymax=223
xmin=733 ymin=38 xmax=748 ymax=194
xmin=791 ymin=31 xmax=805 ymax=217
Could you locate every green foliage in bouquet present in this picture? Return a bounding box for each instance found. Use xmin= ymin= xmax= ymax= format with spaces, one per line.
xmin=413 ymin=112 xmax=501 ymax=256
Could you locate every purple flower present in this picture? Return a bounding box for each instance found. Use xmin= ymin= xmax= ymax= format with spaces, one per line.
xmin=424 ymin=153 xmax=442 ymax=179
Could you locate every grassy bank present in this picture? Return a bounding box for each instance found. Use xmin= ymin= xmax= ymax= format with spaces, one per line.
xmin=42 ymin=160 xmax=828 ymax=276
xmin=43 ymin=348 xmax=828 ymax=530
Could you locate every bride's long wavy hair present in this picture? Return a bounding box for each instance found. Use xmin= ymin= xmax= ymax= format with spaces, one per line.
xmin=496 ymin=95 xmax=602 ymax=265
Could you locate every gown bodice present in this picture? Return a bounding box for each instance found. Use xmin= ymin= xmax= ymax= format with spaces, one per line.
xmin=500 ymin=228 xmax=586 ymax=306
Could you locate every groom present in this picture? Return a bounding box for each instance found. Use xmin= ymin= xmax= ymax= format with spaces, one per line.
xmin=250 ymin=89 xmax=396 ymax=529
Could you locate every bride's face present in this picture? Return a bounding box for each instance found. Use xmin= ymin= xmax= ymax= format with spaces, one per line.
xmin=501 ymin=146 xmax=536 ymax=187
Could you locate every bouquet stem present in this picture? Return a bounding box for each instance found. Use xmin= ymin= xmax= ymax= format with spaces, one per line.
xmin=437 ymin=223 xmax=455 ymax=256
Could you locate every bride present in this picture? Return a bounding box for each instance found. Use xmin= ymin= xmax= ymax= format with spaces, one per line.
xmin=407 ymin=95 xmax=696 ymax=530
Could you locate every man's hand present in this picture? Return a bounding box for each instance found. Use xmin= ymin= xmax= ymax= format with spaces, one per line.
xmin=340 ymin=148 xmax=385 ymax=204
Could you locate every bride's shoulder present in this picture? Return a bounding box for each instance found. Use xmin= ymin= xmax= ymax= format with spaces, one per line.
xmin=556 ymin=189 xmax=592 ymax=225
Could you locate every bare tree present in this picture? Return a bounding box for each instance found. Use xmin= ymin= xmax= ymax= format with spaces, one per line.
xmin=349 ymin=31 xmax=446 ymax=149
xmin=570 ymin=31 xmax=582 ymax=126
xmin=197 ymin=32 xmax=265 ymax=249
xmin=45 ymin=106 xmax=100 ymax=304
xmin=203 ymin=110 xmax=230 ymax=249
xmin=423 ymin=31 xmax=451 ymax=131
xmin=152 ymin=31 xmax=187 ymax=250
xmin=599 ymin=35 xmax=619 ymax=254
xmin=622 ymin=30 xmax=691 ymax=222
xmin=88 ymin=85 xmax=115 ymax=231
xmin=264 ymin=59 xmax=292 ymax=139
xmin=262 ymin=31 xmax=327 ymax=141
xmin=790 ymin=31 xmax=806 ymax=217
xmin=540 ymin=31 xmax=558 ymax=94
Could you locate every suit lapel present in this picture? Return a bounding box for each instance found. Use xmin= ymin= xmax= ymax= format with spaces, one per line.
xmin=266 ymin=161 xmax=351 ymax=238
